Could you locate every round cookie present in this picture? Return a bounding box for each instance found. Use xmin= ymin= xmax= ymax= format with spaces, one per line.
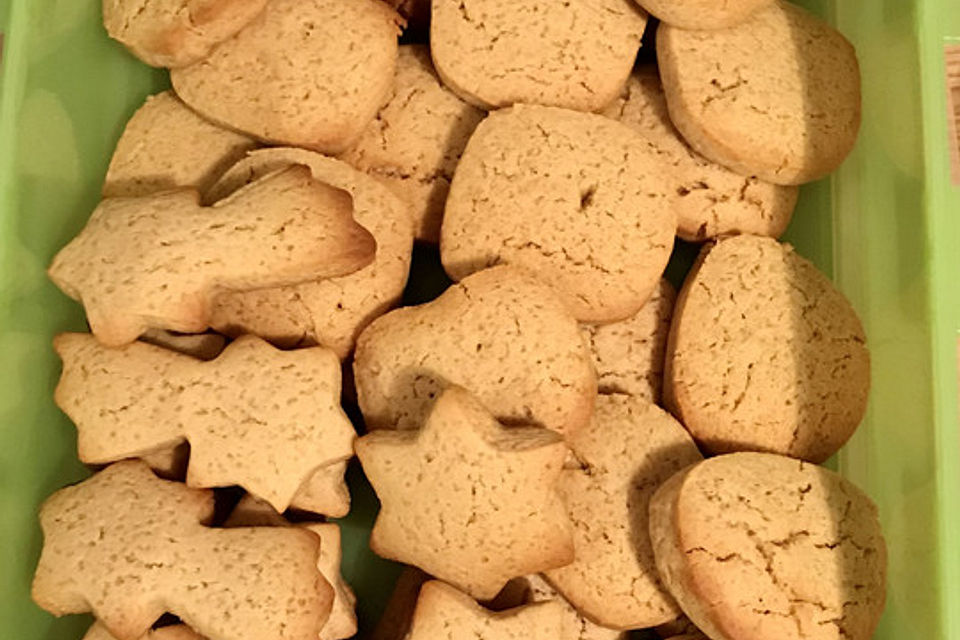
xmin=441 ymin=104 xmax=676 ymax=323
xmin=340 ymin=45 xmax=485 ymax=243
xmin=635 ymin=0 xmax=772 ymax=30
xmin=430 ymin=0 xmax=648 ymax=111
xmin=657 ymin=1 xmax=861 ymax=185
xmin=603 ymin=70 xmax=798 ymax=242
xmin=102 ymin=0 xmax=268 ymax=68
xmin=206 ymin=148 xmax=415 ymax=359
xmin=581 ymin=278 xmax=675 ymax=402
xmin=664 ymin=235 xmax=870 ymax=463
xmin=544 ymin=395 xmax=702 ymax=629
xmin=648 ymin=452 xmax=887 ymax=640
xmin=171 ymin=0 xmax=402 ymax=153
xmin=353 ymin=265 xmax=597 ymax=438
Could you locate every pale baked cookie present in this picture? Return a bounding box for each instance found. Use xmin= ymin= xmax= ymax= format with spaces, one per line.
xmin=290 ymin=461 xmax=352 ymax=518
xmin=225 ymin=496 xmax=359 ymax=640
xmin=406 ymin=581 xmax=565 ymax=640
xmin=664 ymin=235 xmax=870 ymax=463
xmin=544 ymin=396 xmax=701 ymax=629
xmin=657 ymin=1 xmax=861 ymax=185
xmin=103 ymin=91 xmax=257 ymax=199
xmin=353 ymin=265 xmax=597 ymax=437
xmin=581 ymin=278 xmax=675 ymax=402
xmin=340 ymin=45 xmax=485 ymax=243
xmin=102 ymin=0 xmax=268 ymax=68
xmin=603 ymin=69 xmax=798 ymax=241
xmin=648 ymin=452 xmax=887 ymax=640
xmin=32 ymin=461 xmax=333 ymax=640
xmin=356 ymin=387 xmax=575 ymax=600
xmin=84 ymin=622 xmax=204 ymax=640
xmin=171 ymin=0 xmax=402 ymax=153
xmin=441 ymin=104 xmax=675 ymax=323
xmin=430 ymin=0 xmax=648 ymax=111
xmin=635 ymin=0 xmax=772 ymax=30
xmin=139 ymin=443 xmax=190 ymax=480
xmin=49 ymin=166 xmax=375 ymax=346
xmin=206 ymin=148 xmax=415 ymax=359
xmin=54 ymin=333 xmax=356 ymax=513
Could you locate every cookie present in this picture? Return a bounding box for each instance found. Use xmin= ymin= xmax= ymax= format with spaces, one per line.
xmin=84 ymin=623 xmax=204 ymax=640
xmin=48 ymin=165 xmax=375 ymax=346
xmin=648 ymin=452 xmax=887 ymax=640
xmin=581 ymin=278 xmax=675 ymax=402
xmin=171 ymin=0 xmax=402 ymax=153
xmin=103 ymin=91 xmax=257 ymax=199
xmin=492 ymin=575 xmax=626 ymax=640
xmin=54 ymin=333 xmax=356 ymax=512
xmin=353 ymin=265 xmax=596 ymax=437
xmin=139 ymin=442 xmax=191 ymax=480
xmin=205 ymin=148 xmax=415 ymax=358
xmin=406 ymin=580 xmax=564 ymax=640
xmin=634 ymin=0 xmax=772 ymax=30
xmin=32 ymin=461 xmax=333 ymax=640
xmin=657 ymin=1 xmax=861 ymax=185
xmin=225 ymin=496 xmax=358 ymax=640
xmin=370 ymin=567 xmax=432 ymax=640
xmin=356 ymin=387 xmax=575 ymax=600
xmin=603 ymin=69 xmax=798 ymax=242
xmin=139 ymin=329 xmax=226 ymax=361
xmin=290 ymin=460 xmax=352 ymax=518
xmin=441 ymin=104 xmax=675 ymax=323
xmin=102 ymin=0 xmax=268 ymax=68
xmin=664 ymin=235 xmax=870 ymax=463
xmin=543 ymin=395 xmax=702 ymax=629
xmin=430 ymin=0 xmax=648 ymax=111
xmin=340 ymin=45 xmax=485 ymax=243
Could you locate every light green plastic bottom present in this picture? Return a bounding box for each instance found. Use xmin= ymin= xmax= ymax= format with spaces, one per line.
xmin=1 ymin=1 xmax=958 ymax=639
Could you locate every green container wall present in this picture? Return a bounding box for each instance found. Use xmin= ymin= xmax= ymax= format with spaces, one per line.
xmin=1 ymin=1 xmax=958 ymax=638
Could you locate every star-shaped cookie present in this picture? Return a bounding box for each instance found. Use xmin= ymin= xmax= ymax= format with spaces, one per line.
xmin=406 ymin=580 xmax=564 ymax=640
xmin=356 ymin=387 xmax=575 ymax=600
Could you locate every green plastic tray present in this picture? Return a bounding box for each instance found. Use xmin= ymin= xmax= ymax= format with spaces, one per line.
xmin=2 ymin=1 xmax=958 ymax=638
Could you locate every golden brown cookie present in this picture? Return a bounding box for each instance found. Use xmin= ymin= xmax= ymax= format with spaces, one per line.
xmin=664 ymin=235 xmax=870 ymax=463
xmin=648 ymin=452 xmax=887 ymax=640
xmin=657 ymin=1 xmax=861 ymax=185
xmin=340 ymin=45 xmax=485 ymax=243
xmin=441 ymin=104 xmax=675 ymax=323
xmin=603 ymin=69 xmax=798 ymax=242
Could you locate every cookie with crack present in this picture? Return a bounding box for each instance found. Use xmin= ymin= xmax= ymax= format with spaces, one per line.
xmin=32 ymin=461 xmax=333 ymax=640
xmin=441 ymin=104 xmax=675 ymax=323
xmin=102 ymin=0 xmax=268 ymax=68
xmin=340 ymin=45 xmax=485 ymax=243
xmin=603 ymin=69 xmax=797 ymax=242
xmin=657 ymin=1 xmax=861 ymax=185
xmin=171 ymin=0 xmax=402 ymax=153
xmin=353 ymin=265 xmax=596 ymax=438
xmin=206 ymin=148 xmax=415 ymax=359
xmin=430 ymin=0 xmax=648 ymax=111
xmin=103 ymin=91 xmax=258 ymax=199
xmin=648 ymin=452 xmax=887 ymax=640
xmin=54 ymin=333 xmax=356 ymax=513
xmin=356 ymin=387 xmax=575 ymax=600
xmin=581 ymin=278 xmax=675 ymax=402
xmin=49 ymin=165 xmax=376 ymax=346
xmin=84 ymin=623 xmax=204 ymax=640
xmin=544 ymin=395 xmax=702 ymax=629
xmin=664 ymin=235 xmax=870 ymax=463
xmin=634 ymin=0 xmax=772 ymax=29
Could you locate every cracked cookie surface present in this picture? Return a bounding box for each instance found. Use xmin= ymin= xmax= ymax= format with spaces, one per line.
xmin=441 ymin=104 xmax=676 ymax=323
xmin=657 ymin=1 xmax=861 ymax=185
xmin=603 ymin=69 xmax=797 ymax=242
xmin=664 ymin=235 xmax=870 ymax=463
xmin=648 ymin=452 xmax=887 ymax=640
xmin=430 ymin=0 xmax=648 ymax=111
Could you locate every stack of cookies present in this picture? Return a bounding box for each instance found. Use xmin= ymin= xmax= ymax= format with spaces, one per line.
xmin=33 ymin=1 xmax=886 ymax=640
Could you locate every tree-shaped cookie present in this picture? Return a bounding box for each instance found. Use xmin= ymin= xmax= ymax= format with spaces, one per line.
xmin=48 ymin=165 xmax=375 ymax=346
xmin=32 ymin=461 xmax=333 ymax=640
xmin=54 ymin=333 xmax=356 ymax=512
xmin=356 ymin=387 xmax=575 ymax=600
